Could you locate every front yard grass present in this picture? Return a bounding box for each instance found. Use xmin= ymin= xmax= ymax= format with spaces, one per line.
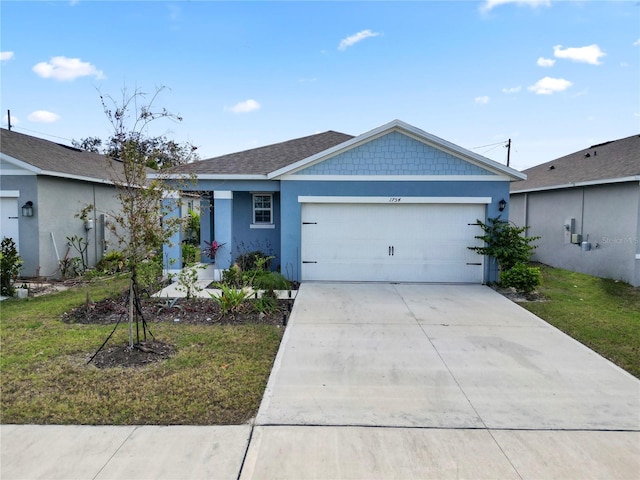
xmin=518 ymin=265 xmax=640 ymax=379
xmin=0 ymin=276 xmax=284 ymax=425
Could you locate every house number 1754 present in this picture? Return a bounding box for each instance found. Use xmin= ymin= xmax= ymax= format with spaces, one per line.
xmin=389 ymin=197 xmax=402 ymax=203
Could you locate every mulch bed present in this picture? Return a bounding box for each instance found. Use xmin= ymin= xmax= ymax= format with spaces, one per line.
xmin=63 ymin=292 xmax=293 ymax=369
xmin=62 ymin=293 xmax=293 ymax=326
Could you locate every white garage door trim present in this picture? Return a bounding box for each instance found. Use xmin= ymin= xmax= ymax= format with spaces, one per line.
xmin=300 ymin=197 xmax=488 ymax=283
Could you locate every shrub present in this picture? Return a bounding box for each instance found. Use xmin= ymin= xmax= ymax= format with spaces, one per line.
xmin=236 ymin=251 xmax=272 ymax=271
xmin=96 ymin=251 xmax=126 ymax=274
xmin=210 ymin=284 xmax=251 ymax=315
xmin=136 ymin=256 xmax=164 ymax=295
xmin=182 ymin=243 xmax=200 ymax=266
xmin=469 ymin=216 xmax=540 ymax=272
xmin=251 ymin=295 xmax=279 ymax=315
xmin=252 ymin=271 xmax=290 ymax=291
xmin=500 ymin=262 xmax=542 ymax=293
xmin=175 ymin=264 xmax=204 ymax=299
xmin=0 ymin=237 xmax=23 ymax=296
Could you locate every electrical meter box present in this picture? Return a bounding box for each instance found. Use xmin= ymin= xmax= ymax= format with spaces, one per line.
xmin=571 ymin=233 xmax=582 ymax=244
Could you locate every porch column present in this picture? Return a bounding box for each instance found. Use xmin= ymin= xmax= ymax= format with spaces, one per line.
xmin=213 ymin=191 xmax=233 ymax=276
xmin=199 ymin=194 xmax=213 ymax=263
xmin=162 ymin=196 xmax=182 ymax=278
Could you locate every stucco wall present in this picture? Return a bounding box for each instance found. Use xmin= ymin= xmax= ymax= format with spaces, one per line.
xmin=35 ymin=177 xmax=123 ymax=278
xmin=510 ymin=182 xmax=640 ymax=286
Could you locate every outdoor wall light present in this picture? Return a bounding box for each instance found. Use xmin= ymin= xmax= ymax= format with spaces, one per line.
xmin=498 ymin=198 xmax=507 ymax=212
xmin=21 ymin=201 xmax=34 ymax=217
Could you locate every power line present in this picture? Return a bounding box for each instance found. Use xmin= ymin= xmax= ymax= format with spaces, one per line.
xmin=6 ymin=125 xmax=75 ymax=144
xmin=471 ymin=140 xmax=507 ymax=150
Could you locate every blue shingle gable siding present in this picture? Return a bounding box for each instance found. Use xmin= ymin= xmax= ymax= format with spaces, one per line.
xmin=294 ymin=132 xmax=494 ymax=176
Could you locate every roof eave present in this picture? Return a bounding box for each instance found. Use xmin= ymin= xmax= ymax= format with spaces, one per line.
xmin=511 ymin=175 xmax=640 ymax=194
xmin=153 ymin=173 xmax=269 ymax=181
xmin=1 ymin=153 xmax=42 ymax=174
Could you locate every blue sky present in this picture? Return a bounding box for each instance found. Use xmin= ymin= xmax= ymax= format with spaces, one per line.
xmin=1 ymin=0 xmax=638 ymax=170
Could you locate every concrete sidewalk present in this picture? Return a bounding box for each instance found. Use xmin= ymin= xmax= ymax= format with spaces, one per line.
xmin=2 ymin=283 xmax=639 ymax=479
xmin=1 ymin=425 xmax=251 ymax=480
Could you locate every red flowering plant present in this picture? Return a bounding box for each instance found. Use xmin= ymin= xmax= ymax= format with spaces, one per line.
xmin=202 ymin=240 xmax=225 ymax=261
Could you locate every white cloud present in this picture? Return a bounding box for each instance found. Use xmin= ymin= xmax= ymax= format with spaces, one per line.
xmin=537 ymin=57 xmax=555 ymax=67
xmin=338 ymin=30 xmax=381 ymax=51
xmin=32 ymin=56 xmax=105 ymax=81
xmin=2 ymin=113 xmax=19 ymax=126
xmin=553 ymin=44 xmax=606 ymax=65
xmin=28 ymin=110 xmax=61 ymax=123
xmin=481 ymin=0 xmax=550 ymax=13
xmin=633 ymin=39 xmax=640 ymax=47
xmin=1 ymin=51 xmax=14 ymax=61
xmin=528 ymin=76 xmax=572 ymax=95
xmin=502 ymin=86 xmax=522 ymax=94
xmin=227 ymin=99 xmax=261 ymax=114
xmin=475 ymin=96 xmax=490 ymax=105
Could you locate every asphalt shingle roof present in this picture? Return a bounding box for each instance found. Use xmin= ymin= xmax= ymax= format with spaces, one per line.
xmin=172 ymin=130 xmax=354 ymax=175
xmin=1 ymin=128 xmax=123 ymax=182
xmin=511 ymin=133 xmax=640 ymax=192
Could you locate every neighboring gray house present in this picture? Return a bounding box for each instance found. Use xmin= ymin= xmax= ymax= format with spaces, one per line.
xmin=162 ymin=120 xmax=526 ymax=283
xmin=510 ymin=134 xmax=640 ymax=287
xmin=0 ymin=129 xmax=124 ymax=279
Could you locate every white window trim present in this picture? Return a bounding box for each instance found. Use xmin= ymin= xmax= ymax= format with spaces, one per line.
xmin=252 ymin=193 xmax=274 ymax=227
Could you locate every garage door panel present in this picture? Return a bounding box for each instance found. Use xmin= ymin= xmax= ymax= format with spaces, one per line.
xmin=301 ymin=203 xmax=485 ymax=283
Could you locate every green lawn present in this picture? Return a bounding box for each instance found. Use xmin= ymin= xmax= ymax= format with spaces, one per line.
xmin=2 ymin=266 xmax=638 ymax=425
xmin=518 ymin=265 xmax=640 ymax=379
xmin=0 ymin=277 xmax=284 ymax=425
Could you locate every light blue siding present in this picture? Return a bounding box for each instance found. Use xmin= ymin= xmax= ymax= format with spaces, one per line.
xmin=162 ymin=198 xmax=183 ymax=273
xmin=213 ymin=196 xmax=234 ymax=269
xmin=294 ymin=132 xmax=494 ymax=176
xmin=232 ymin=191 xmax=281 ymax=270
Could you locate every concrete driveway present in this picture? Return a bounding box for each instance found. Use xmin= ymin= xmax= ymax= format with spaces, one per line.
xmin=242 ymin=283 xmax=640 ymax=479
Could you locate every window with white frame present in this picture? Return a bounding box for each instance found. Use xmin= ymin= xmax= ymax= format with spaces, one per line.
xmin=252 ymin=193 xmax=273 ymax=225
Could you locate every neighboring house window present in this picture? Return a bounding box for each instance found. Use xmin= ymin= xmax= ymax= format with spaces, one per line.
xmin=252 ymin=193 xmax=274 ymax=228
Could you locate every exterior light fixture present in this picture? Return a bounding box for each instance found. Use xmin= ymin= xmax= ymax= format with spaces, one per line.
xmin=498 ymin=198 xmax=507 ymax=212
xmin=21 ymin=201 xmax=34 ymax=217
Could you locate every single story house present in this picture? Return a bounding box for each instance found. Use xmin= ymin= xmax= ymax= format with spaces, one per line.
xmin=162 ymin=120 xmax=526 ymax=283
xmin=0 ymin=128 xmax=125 ymax=279
xmin=509 ymin=133 xmax=640 ymax=287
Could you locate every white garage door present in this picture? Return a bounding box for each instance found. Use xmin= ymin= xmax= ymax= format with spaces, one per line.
xmin=301 ymin=201 xmax=486 ymax=283
xmin=0 ymin=197 xmax=20 ymax=250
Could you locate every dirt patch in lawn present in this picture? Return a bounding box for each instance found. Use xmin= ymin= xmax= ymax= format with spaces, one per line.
xmin=63 ymin=293 xmax=293 ymax=369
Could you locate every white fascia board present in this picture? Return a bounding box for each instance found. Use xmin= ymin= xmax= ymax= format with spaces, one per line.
xmin=0 ymin=169 xmax=37 ymax=176
xmin=283 ymin=174 xmax=511 ymax=182
xmin=298 ymin=196 xmax=492 ymax=204
xmin=1 ymin=153 xmax=41 ymax=174
xmin=268 ymin=119 xmax=527 ymax=181
xmin=511 ymin=175 xmax=640 ymax=194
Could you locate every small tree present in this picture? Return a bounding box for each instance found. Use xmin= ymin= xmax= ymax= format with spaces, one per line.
xmin=100 ymin=87 xmax=196 ymax=348
xmin=469 ymin=216 xmax=540 ymax=273
xmin=0 ymin=237 xmax=23 ymax=296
